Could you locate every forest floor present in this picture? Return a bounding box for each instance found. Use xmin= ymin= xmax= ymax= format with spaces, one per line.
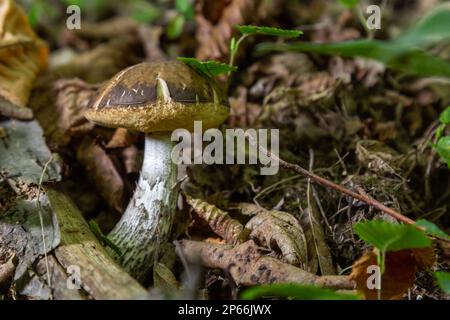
xmin=0 ymin=0 xmax=449 ymax=300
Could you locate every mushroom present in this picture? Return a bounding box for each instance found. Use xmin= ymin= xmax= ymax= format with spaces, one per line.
xmin=85 ymin=61 xmax=229 ymax=281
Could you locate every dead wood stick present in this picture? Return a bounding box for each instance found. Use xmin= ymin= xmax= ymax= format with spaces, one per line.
xmin=245 ymin=133 xmax=415 ymax=225
xmin=45 ymin=187 xmax=147 ymax=299
xmin=178 ymin=240 xmax=354 ymax=290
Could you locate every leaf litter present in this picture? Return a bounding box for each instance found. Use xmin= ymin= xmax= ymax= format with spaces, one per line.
xmin=0 ymin=0 xmax=449 ymax=300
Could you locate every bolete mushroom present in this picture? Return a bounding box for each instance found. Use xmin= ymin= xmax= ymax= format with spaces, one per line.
xmin=85 ymin=61 xmax=229 ymax=281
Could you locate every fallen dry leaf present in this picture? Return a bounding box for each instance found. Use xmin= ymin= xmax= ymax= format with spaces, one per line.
xmin=245 ymin=209 xmax=308 ymax=268
xmin=106 ymin=128 xmax=139 ymax=149
xmin=195 ymin=0 xmax=282 ymax=60
xmin=301 ymin=182 xmax=335 ymax=275
xmin=349 ymin=247 xmax=436 ymax=300
xmin=0 ymin=251 xmax=17 ymax=292
xmin=0 ymin=0 xmax=48 ymax=119
xmin=186 ymin=196 xmax=245 ymax=244
xmin=179 ymin=239 xmax=354 ymax=290
xmin=77 ymin=138 xmax=125 ymax=213
xmin=121 ymin=145 xmax=142 ymax=175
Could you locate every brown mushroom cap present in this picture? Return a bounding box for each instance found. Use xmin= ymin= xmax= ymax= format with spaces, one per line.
xmin=84 ymin=61 xmax=229 ymax=132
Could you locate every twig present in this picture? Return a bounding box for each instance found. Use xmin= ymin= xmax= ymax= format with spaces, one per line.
xmin=36 ymin=155 xmax=54 ymax=291
xmin=245 ymin=133 xmax=415 ymax=225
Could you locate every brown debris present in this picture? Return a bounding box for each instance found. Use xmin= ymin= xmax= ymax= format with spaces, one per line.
xmin=245 ymin=208 xmax=308 ymax=268
xmin=0 ymin=252 xmax=17 ymax=293
xmin=106 ymin=128 xmax=140 ymax=149
xmin=76 ymin=138 xmax=125 ymax=213
xmin=350 ymin=247 xmax=436 ymax=300
xmin=195 ymin=0 xmax=282 ymax=60
xmin=186 ymin=196 xmax=245 ymax=244
xmin=179 ymin=239 xmax=354 ymax=290
xmin=0 ymin=0 xmax=48 ymax=119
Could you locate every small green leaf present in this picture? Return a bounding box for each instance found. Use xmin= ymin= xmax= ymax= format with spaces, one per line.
xmin=175 ymin=0 xmax=194 ymax=20
xmin=166 ymin=14 xmax=185 ymax=40
xmin=241 ymin=284 xmax=360 ymax=300
xmin=256 ymin=4 xmax=450 ymax=78
xmin=177 ymin=57 xmax=237 ymax=77
xmin=338 ymin=0 xmax=360 ymax=9
xmin=434 ymin=136 xmax=450 ymax=168
xmin=435 ymin=124 xmax=446 ymax=141
xmin=353 ymin=220 xmax=431 ymax=252
xmin=89 ymin=220 xmax=123 ymax=257
xmin=439 ymin=106 xmax=450 ymax=125
xmin=396 ymin=4 xmax=450 ymax=49
xmin=236 ymin=25 xmax=302 ymax=38
xmin=416 ymin=219 xmax=450 ymax=239
xmin=129 ymin=1 xmax=161 ymax=23
xmin=435 ymin=271 xmax=450 ymax=294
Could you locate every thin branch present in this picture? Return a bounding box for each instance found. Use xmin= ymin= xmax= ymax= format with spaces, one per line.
xmin=245 ymin=133 xmax=415 ymax=225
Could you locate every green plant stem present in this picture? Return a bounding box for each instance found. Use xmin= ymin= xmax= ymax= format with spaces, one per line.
xmin=228 ymin=34 xmax=248 ymax=70
xmin=356 ymin=4 xmax=373 ymax=39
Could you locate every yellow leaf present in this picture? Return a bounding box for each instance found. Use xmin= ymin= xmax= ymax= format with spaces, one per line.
xmin=0 ymin=0 xmax=48 ymax=119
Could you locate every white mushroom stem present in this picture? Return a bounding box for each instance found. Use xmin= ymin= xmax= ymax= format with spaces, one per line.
xmin=108 ymin=132 xmax=177 ymax=282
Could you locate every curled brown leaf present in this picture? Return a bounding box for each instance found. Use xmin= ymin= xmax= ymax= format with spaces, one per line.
xmin=349 ymin=247 xmax=436 ymax=300
xmin=0 ymin=0 xmax=48 ymax=119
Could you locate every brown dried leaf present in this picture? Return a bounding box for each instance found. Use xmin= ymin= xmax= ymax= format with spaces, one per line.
xmin=179 ymin=239 xmax=354 ymax=290
xmin=195 ymin=0 xmax=281 ymax=60
xmin=350 ymin=247 xmax=436 ymax=300
xmin=186 ymin=196 xmax=244 ymax=244
xmin=0 ymin=0 xmax=48 ymax=119
xmin=106 ymin=128 xmax=139 ymax=149
xmin=245 ymin=209 xmax=308 ymax=268
xmin=77 ymin=138 xmax=125 ymax=213
xmin=153 ymin=262 xmax=179 ymax=293
xmin=121 ymin=145 xmax=142 ymax=175
xmin=302 ymin=183 xmax=335 ymax=275
xmin=0 ymin=251 xmax=17 ymax=292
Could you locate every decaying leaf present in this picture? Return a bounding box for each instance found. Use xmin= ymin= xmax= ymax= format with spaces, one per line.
xmin=0 ymin=119 xmax=61 ymax=291
xmin=179 ymin=239 xmax=354 ymax=290
xmin=349 ymin=247 xmax=436 ymax=300
xmin=153 ymin=262 xmax=179 ymax=293
xmin=301 ymin=182 xmax=336 ymax=275
xmin=186 ymin=196 xmax=245 ymax=244
xmin=106 ymin=128 xmax=139 ymax=149
xmin=76 ymin=138 xmax=125 ymax=213
xmin=195 ymin=0 xmax=281 ymax=60
xmin=0 ymin=251 xmax=17 ymax=292
xmin=0 ymin=0 xmax=48 ymax=119
xmin=356 ymin=140 xmax=413 ymax=176
xmin=245 ymin=208 xmax=308 ymax=268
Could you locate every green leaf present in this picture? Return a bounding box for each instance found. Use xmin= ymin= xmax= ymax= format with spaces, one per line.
xmin=241 ymin=284 xmax=360 ymax=300
xmin=353 ymin=220 xmax=431 ymax=252
xmin=177 ymin=57 xmax=237 ymax=77
xmin=439 ymin=106 xmax=450 ymax=125
xmin=166 ymin=14 xmax=185 ymax=40
xmin=434 ymin=136 xmax=450 ymax=168
xmin=395 ymin=3 xmax=450 ymax=49
xmin=256 ymin=4 xmax=450 ymax=78
xmin=257 ymin=40 xmax=450 ymax=78
xmin=416 ymin=219 xmax=450 ymax=239
xmin=236 ymin=25 xmax=302 ymax=38
xmin=435 ymin=124 xmax=446 ymax=141
xmin=129 ymin=1 xmax=161 ymax=23
xmin=338 ymin=0 xmax=360 ymax=9
xmin=435 ymin=271 xmax=450 ymax=294
xmin=175 ymin=0 xmax=194 ymax=20
xmin=89 ymin=220 xmax=123 ymax=257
